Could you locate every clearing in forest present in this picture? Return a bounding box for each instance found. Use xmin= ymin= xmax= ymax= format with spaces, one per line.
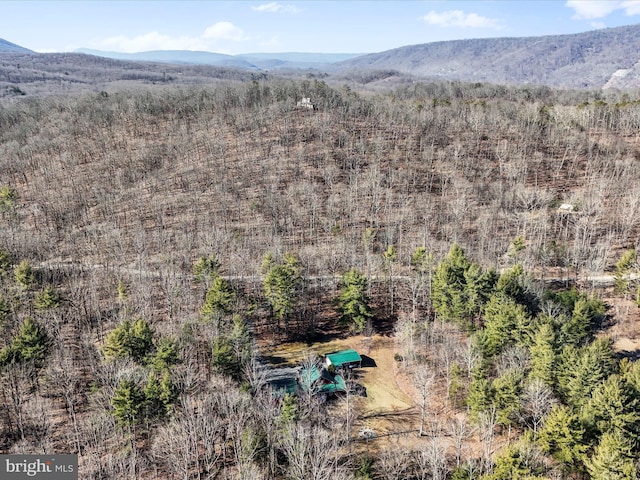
xmin=258 ymin=333 xmax=510 ymax=456
xmin=260 ymin=334 xmax=418 ymax=444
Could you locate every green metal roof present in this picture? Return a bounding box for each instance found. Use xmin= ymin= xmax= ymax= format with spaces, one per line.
xmin=299 ymin=367 xmax=347 ymax=394
xmin=299 ymin=366 xmax=321 ymax=391
xmin=321 ymin=374 xmax=346 ymax=394
xmin=326 ymin=349 xmax=362 ymax=367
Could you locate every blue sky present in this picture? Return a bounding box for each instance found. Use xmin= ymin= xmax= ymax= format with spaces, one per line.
xmin=3 ymin=1 xmax=640 ymax=54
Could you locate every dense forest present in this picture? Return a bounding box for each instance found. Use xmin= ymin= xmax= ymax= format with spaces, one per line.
xmin=0 ymin=77 xmax=640 ymax=479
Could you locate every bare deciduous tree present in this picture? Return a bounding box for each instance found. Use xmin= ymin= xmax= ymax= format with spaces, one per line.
xmin=519 ymin=379 xmax=555 ymax=434
xmin=377 ymin=449 xmax=409 ymax=480
xmin=413 ymin=363 xmax=435 ymax=437
xmin=448 ymin=416 xmax=472 ymax=468
xmin=279 ymin=423 xmax=346 ymax=480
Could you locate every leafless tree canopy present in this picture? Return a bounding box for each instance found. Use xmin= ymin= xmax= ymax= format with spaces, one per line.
xmin=0 ymin=76 xmax=639 ymax=478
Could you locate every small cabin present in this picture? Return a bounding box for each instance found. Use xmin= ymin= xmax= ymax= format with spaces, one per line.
xmin=325 ymin=349 xmax=362 ymax=370
xmin=296 ymin=97 xmax=314 ymax=110
xmin=558 ymin=203 xmax=575 ymax=213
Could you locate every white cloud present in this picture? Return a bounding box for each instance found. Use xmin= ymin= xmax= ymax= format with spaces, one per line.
xmin=93 ymin=22 xmax=248 ymax=53
xmin=566 ymin=1 xmax=620 ymax=19
xmin=566 ymin=0 xmax=640 ymax=19
xmin=203 ymin=22 xmax=246 ymax=41
xmin=252 ymin=2 xmax=301 ymax=13
xmin=622 ymin=0 xmax=640 ymax=15
xmin=419 ymin=10 xmax=501 ymax=29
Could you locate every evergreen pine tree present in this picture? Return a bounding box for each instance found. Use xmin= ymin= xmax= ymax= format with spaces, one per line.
xmin=279 ymin=393 xmax=299 ymax=424
xmin=492 ymin=369 xmax=523 ymax=428
xmin=1 ymin=317 xmax=49 ymax=367
xmin=230 ymin=314 xmax=251 ymax=366
xmin=201 ymin=275 xmax=235 ymax=324
xmin=263 ymin=253 xmax=302 ymax=332
xmin=582 ymin=374 xmax=640 ymax=444
xmin=614 ymin=249 xmax=636 ymax=295
xmin=158 ymin=371 xmax=176 ymax=416
xmin=14 ymin=260 xmax=35 ymax=289
xmin=111 ymin=379 xmax=145 ymax=426
xmin=495 ymin=263 xmax=539 ymax=315
xmin=431 ymin=244 xmax=472 ymax=326
xmin=337 ymin=268 xmax=372 ymax=333
xmin=212 ymin=336 xmax=238 ymax=378
xmin=103 ymin=318 xmax=155 ymax=363
xmin=560 ymin=299 xmax=595 ymax=347
xmin=143 ymin=372 xmax=176 ymax=420
xmin=585 ymin=430 xmax=637 ymax=480
xmin=467 ymin=367 xmax=493 ymax=423
xmin=486 ymin=434 xmax=548 ymax=480
xmin=0 ymin=294 xmax=11 ymax=327
xmin=148 ymin=337 xmax=180 ymax=372
xmin=0 ymin=248 xmax=12 ymax=275
xmin=537 ymin=405 xmax=587 ymax=468
xmin=34 ymin=285 xmax=61 ymax=310
xmin=480 ymin=293 xmax=530 ymax=357
xmin=528 ymin=322 xmax=556 ymax=388
xmin=557 ymin=338 xmax=617 ymax=408
xmin=143 ymin=373 xmax=164 ymax=419
xmin=431 ymin=243 xmax=496 ymax=329
xmin=193 ymin=254 xmax=221 ymax=286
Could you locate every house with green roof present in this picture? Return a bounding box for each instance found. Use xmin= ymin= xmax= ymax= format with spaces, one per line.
xmin=325 ymin=349 xmax=362 ymax=370
xmin=299 ymin=366 xmax=346 ymax=396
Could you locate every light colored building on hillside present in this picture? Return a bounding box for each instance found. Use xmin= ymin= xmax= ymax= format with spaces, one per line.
xmin=296 ymin=97 xmax=314 ymax=109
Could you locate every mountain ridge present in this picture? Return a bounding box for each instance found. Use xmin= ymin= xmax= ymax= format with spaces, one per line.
xmin=74 ymin=48 xmax=259 ymax=69
xmin=4 ymin=23 xmax=640 ymax=89
xmin=74 ymin=48 xmax=364 ymax=70
xmin=0 ymin=38 xmax=33 ymax=53
xmin=335 ymin=23 xmax=640 ymax=89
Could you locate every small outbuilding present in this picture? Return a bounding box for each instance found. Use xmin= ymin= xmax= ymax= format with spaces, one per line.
xmin=264 ymin=366 xmax=300 ymax=398
xmin=558 ymin=203 xmax=575 ymax=213
xmin=296 ymin=97 xmax=315 ymax=110
xmin=299 ymin=366 xmax=346 ymax=395
xmin=325 ymin=349 xmax=362 ymax=370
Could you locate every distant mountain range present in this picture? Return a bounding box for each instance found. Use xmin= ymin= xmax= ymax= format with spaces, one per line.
xmin=4 ymin=22 xmax=640 ymax=89
xmin=74 ymin=48 xmax=363 ymax=70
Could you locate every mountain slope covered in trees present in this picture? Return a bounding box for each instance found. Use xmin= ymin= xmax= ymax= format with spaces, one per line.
xmin=0 ymin=79 xmax=640 ymax=478
xmin=5 ymin=23 xmax=640 ymax=91
xmin=336 ymin=23 xmax=640 ymax=89
xmin=2 ymin=80 xmax=638 ymax=276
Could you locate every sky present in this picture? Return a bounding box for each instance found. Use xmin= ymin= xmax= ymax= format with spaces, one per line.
xmin=2 ymin=1 xmax=640 ymax=55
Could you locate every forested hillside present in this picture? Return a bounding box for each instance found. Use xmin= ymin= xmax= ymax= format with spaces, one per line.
xmin=0 ymin=79 xmax=640 ymax=478
xmin=2 ymin=80 xmax=639 ymax=277
xmin=337 ymin=23 xmax=640 ymax=89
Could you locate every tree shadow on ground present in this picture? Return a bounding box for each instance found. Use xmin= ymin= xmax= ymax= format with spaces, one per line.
xmin=350 ymin=383 xmax=367 ymax=397
xmin=617 ymin=349 xmax=640 ymax=361
xmin=259 ymin=354 xmax=291 ymax=366
xmin=371 ymin=313 xmax=397 ymax=337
